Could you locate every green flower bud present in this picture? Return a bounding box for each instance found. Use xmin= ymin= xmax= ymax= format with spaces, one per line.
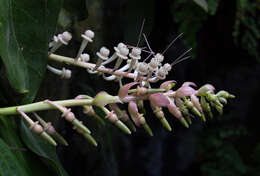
xmin=200 ymin=96 xmax=213 ymax=119
xmin=184 ymin=99 xmax=202 ymax=118
xmin=210 ymin=102 xmax=223 ymax=115
xmin=205 ymin=92 xmax=223 ymax=107
xmin=218 ymin=97 xmax=227 ymax=104
xmin=178 ymin=117 xmax=189 ymax=128
xmin=142 ymin=123 xmax=153 ymax=136
xmin=93 ymin=91 xmax=122 ymax=107
xmin=216 ymin=90 xmax=235 ymax=99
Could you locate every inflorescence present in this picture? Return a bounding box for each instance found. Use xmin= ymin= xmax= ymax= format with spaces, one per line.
xmin=0 ymin=29 xmax=235 ymax=147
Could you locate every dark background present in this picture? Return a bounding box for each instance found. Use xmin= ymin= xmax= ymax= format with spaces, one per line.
xmin=39 ymin=0 xmax=260 ymax=176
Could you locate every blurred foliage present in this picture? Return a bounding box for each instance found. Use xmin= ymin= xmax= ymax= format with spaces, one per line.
xmin=233 ymin=0 xmax=260 ymax=61
xmin=198 ymin=115 xmax=260 ymax=176
xmin=171 ymin=0 xmax=260 ymax=61
xmin=170 ymin=0 xmax=219 ymax=57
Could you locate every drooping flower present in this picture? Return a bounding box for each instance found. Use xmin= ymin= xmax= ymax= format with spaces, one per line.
xmin=160 ymin=80 xmax=176 ymax=90
xmin=128 ymin=101 xmax=144 ymax=126
xmin=118 ymin=82 xmax=139 ymax=99
xmin=175 ymin=82 xmax=197 ymax=98
xmin=148 ymin=93 xmax=170 ymax=107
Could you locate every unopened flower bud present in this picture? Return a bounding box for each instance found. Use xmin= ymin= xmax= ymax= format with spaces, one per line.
xmin=200 ymin=96 xmax=213 ymax=119
xmin=216 ymin=90 xmax=235 ymax=99
xmin=106 ymin=111 xmax=118 ymax=123
xmin=44 ymin=122 xmax=56 ymax=135
xmin=205 ymin=92 xmax=223 ymax=108
xmin=62 ymin=109 xmax=75 ymax=122
xmin=30 ymin=122 xmax=43 ymax=134
xmin=218 ymin=97 xmax=227 ymax=104
xmin=93 ymin=91 xmax=122 ymax=107
xmin=197 ymin=84 xmax=215 ymax=96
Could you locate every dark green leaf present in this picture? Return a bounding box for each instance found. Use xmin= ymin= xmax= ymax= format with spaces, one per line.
xmin=21 ymin=120 xmax=69 ymax=176
xmin=192 ymin=0 xmax=208 ymax=12
xmin=0 ymin=116 xmax=53 ymax=176
xmin=0 ymin=138 xmax=27 ymax=176
xmin=58 ymin=8 xmax=73 ymax=29
xmin=0 ymin=0 xmax=62 ymax=103
xmin=0 ymin=1 xmax=69 ymax=175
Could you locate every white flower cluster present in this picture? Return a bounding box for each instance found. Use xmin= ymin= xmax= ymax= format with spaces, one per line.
xmin=47 ymin=29 xmax=191 ymax=86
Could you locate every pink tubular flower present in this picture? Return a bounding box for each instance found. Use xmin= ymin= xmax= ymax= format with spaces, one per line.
xmin=149 ymin=93 xmax=170 ymax=107
xmin=190 ymin=94 xmax=203 ymax=112
xmin=128 ymin=101 xmax=142 ymax=126
xmin=166 ymin=98 xmax=182 ymax=119
xmin=160 ymin=80 xmax=176 ymax=89
xmin=175 ymin=82 xmax=197 ymax=98
xmin=118 ymin=82 xmax=139 ymax=99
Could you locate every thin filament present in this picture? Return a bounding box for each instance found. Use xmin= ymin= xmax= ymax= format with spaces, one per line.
xmin=143 ymin=33 xmax=154 ymax=54
xmin=171 ymin=56 xmax=191 ymax=66
xmin=162 ymin=33 xmax=183 ymax=54
xmin=171 ymin=48 xmax=192 ymax=66
xmin=137 ymin=18 xmax=146 ymax=47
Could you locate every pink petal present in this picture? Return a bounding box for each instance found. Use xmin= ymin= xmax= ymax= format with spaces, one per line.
xmin=128 ymin=101 xmax=140 ymax=126
xmin=118 ymin=82 xmax=139 ymax=99
xmin=149 ymin=93 xmax=170 ymax=107
xmin=166 ymin=98 xmax=182 ymax=119
xmin=160 ymin=80 xmax=177 ymax=89
xmin=175 ymin=86 xmax=197 ymax=98
xmin=190 ymin=94 xmax=202 ymax=112
xmin=128 ymin=101 xmax=138 ymax=116
xmin=182 ymin=82 xmax=197 ymax=88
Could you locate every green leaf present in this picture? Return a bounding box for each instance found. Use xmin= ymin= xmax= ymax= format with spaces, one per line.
xmin=192 ymin=0 xmax=208 ymax=12
xmin=0 ymin=1 xmax=69 ymax=175
xmin=0 ymin=0 xmax=62 ymax=103
xmin=21 ymin=120 xmax=69 ymax=176
xmin=0 ymin=116 xmax=53 ymax=176
xmin=0 ymin=138 xmax=27 ymax=176
xmin=58 ymin=8 xmax=73 ymax=29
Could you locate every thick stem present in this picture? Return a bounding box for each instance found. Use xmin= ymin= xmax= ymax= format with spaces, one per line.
xmin=0 ymin=99 xmax=93 ymax=115
xmin=48 ymin=54 xmax=155 ymax=82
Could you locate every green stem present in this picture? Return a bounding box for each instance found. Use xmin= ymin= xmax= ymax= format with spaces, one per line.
xmin=0 ymin=99 xmax=93 ymax=115
xmin=128 ymin=88 xmax=165 ymax=94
